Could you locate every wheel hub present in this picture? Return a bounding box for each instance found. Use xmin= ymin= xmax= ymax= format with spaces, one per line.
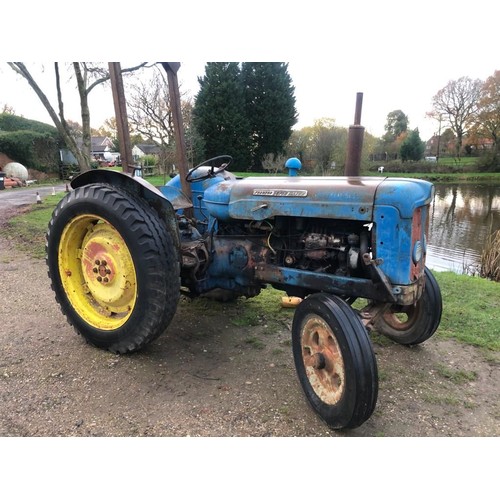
xmin=302 ymin=315 xmax=345 ymax=405
xmin=80 ymin=226 xmax=135 ymax=312
xmin=58 ymin=215 xmax=137 ymax=330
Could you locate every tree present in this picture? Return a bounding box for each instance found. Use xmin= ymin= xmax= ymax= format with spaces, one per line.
xmin=8 ymin=62 xmax=150 ymax=172
xmin=193 ymin=63 xmax=252 ymax=168
xmin=307 ymin=119 xmax=347 ymax=174
xmin=241 ymin=62 xmax=297 ymax=167
xmin=400 ymin=128 xmax=425 ymax=162
xmin=383 ymin=110 xmax=408 ymax=142
xmin=430 ymin=76 xmax=483 ymax=158
xmin=126 ymin=67 xmax=203 ymax=167
xmin=1 ymin=103 xmax=15 ymax=114
xmin=475 ymin=70 xmax=500 ymax=153
xmin=127 ymin=67 xmax=175 ymax=146
xmin=285 ymin=128 xmax=313 ymax=167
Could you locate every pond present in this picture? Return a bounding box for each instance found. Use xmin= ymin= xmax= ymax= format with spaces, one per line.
xmin=426 ymin=183 xmax=500 ymax=273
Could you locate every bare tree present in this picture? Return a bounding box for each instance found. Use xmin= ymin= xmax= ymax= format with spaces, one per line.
xmin=8 ymin=62 xmax=151 ymax=172
xmin=431 ymin=76 xmax=483 ymax=158
xmin=1 ymin=103 xmax=15 ymax=114
xmin=127 ymin=67 xmax=200 ymax=167
xmin=127 ymin=68 xmax=174 ymax=146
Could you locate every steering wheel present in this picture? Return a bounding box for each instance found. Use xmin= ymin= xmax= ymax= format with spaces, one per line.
xmin=186 ymin=155 xmax=233 ymax=183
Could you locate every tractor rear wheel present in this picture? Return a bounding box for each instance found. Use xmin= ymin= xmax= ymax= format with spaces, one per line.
xmin=292 ymin=293 xmax=378 ymax=429
xmin=46 ymin=183 xmax=180 ymax=354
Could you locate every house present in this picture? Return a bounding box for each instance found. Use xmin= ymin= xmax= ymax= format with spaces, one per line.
xmin=90 ymin=136 xmax=115 ymax=161
xmin=60 ymin=136 xmax=117 ymax=165
xmin=132 ymin=143 xmax=162 ymax=161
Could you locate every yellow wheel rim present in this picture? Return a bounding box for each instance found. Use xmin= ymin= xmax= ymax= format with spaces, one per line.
xmin=58 ymin=214 xmax=137 ymax=330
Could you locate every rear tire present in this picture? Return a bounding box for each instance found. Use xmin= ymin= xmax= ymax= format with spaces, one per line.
xmin=374 ymin=267 xmax=442 ymax=345
xmin=46 ymin=183 xmax=180 ymax=353
xmin=292 ymin=293 xmax=378 ymax=429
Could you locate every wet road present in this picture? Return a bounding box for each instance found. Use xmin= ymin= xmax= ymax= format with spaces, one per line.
xmin=0 ymin=183 xmax=68 ymax=210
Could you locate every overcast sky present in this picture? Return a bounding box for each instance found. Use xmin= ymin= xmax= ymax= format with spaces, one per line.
xmin=2 ymin=1 xmax=497 ymax=143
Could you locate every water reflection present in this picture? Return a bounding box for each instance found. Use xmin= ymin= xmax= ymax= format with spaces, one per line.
xmin=427 ymin=183 xmax=500 ymax=273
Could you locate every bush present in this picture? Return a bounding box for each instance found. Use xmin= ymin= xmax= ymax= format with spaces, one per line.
xmin=0 ymin=130 xmax=60 ymax=172
xmin=0 ymin=113 xmax=59 ymax=137
xmin=476 ymin=152 xmax=500 ymax=172
xmin=0 ymin=113 xmax=61 ymax=173
xmin=140 ymin=154 xmax=157 ymax=167
xmin=480 ymin=229 xmax=500 ymax=281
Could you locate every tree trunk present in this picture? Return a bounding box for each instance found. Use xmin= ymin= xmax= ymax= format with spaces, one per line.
xmin=73 ymin=63 xmax=92 ymax=172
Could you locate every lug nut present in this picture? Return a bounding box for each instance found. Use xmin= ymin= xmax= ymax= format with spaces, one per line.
xmin=97 ymin=276 xmax=102 ymax=282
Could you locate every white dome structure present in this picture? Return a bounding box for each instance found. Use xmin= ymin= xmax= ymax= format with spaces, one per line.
xmin=4 ymin=162 xmax=29 ymax=181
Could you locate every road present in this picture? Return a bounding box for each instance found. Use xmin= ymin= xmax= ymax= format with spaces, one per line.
xmin=0 ymin=183 xmax=68 ymax=210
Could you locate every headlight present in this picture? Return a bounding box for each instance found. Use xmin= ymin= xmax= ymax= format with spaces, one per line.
xmin=413 ymin=240 xmax=423 ymax=264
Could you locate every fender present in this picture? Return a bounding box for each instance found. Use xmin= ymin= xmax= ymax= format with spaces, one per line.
xmin=71 ymin=169 xmax=182 ymax=258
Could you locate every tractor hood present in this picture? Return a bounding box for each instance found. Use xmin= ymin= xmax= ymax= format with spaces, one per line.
xmin=203 ymin=176 xmax=434 ymax=222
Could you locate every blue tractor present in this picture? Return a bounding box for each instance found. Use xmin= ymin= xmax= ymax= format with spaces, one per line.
xmin=46 ymin=154 xmax=442 ymax=430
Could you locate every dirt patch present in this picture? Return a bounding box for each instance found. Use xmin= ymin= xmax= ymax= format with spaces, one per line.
xmin=0 ymin=223 xmax=498 ymax=437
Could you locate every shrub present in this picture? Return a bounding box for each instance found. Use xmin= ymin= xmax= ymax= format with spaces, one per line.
xmin=480 ymin=229 xmax=500 ymax=282
xmin=0 ymin=113 xmax=61 ymax=173
xmin=0 ymin=130 xmax=60 ymax=172
xmin=476 ymin=152 xmax=500 ymax=172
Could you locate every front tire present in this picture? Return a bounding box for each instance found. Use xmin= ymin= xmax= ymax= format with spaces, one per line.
xmin=292 ymin=293 xmax=378 ymax=429
xmin=46 ymin=183 xmax=180 ymax=354
xmin=374 ymin=267 xmax=442 ymax=345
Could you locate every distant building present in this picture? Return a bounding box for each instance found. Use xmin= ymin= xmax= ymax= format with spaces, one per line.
xmin=60 ymin=136 xmax=116 ymax=165
xmin=132 ymin=143 xmax=162 ymax=161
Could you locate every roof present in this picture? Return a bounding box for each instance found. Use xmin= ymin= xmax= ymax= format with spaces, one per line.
xmin=75 ymin=136 xmax=114 ymax=152
xmin=136 ymin=143 xmax=161 ymax=154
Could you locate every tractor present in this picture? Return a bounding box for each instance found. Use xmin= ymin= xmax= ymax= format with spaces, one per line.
xmin=45 ymin=153 xmax=442 ymax=430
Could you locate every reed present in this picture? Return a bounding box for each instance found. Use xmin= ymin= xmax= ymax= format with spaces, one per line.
xmin=480 ymin=229 xmax=500 ymax=282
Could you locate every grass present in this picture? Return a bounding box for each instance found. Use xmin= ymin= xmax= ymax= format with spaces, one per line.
xmin=1 ymin=192 xmax=66 ymax=259
xmin=2 ymin=192 xmax=498 ymax=353
xmin=435 ymin=271 xmax=500 ymax=351
xmin=435 ymin=365 xmax=478 ymax=384
xmin=180 ymin=286 xmax=294 ymax=330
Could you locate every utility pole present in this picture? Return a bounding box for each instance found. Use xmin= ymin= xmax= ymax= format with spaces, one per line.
xmin=109 ymin=62 xmax=135 ymax=175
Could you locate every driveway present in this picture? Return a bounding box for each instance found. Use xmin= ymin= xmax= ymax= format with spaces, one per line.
xmin=0 ymin=183 xmax=68 ymax=210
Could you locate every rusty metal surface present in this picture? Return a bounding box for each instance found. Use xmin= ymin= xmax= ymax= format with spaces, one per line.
xmin=227 ymin=176 xmax=383 ymax=222
xmin=344 ymin=92 xmax=365 ymax=176
xmin=410 ymin=207 xmax=424 ymax=281
xmin=254 ymin=264 xmax=396 ymax=302
xmin=301 ymin=314 xmax=345 ymax=404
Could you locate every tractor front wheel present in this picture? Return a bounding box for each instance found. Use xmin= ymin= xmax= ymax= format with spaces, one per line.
xmin=292 ymin=293 xmax=378 ymax=429
xmin=373 ymin=267 xmax=442 ymax=346
xmin=46 ymin=183 xmax=180 ymax=354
